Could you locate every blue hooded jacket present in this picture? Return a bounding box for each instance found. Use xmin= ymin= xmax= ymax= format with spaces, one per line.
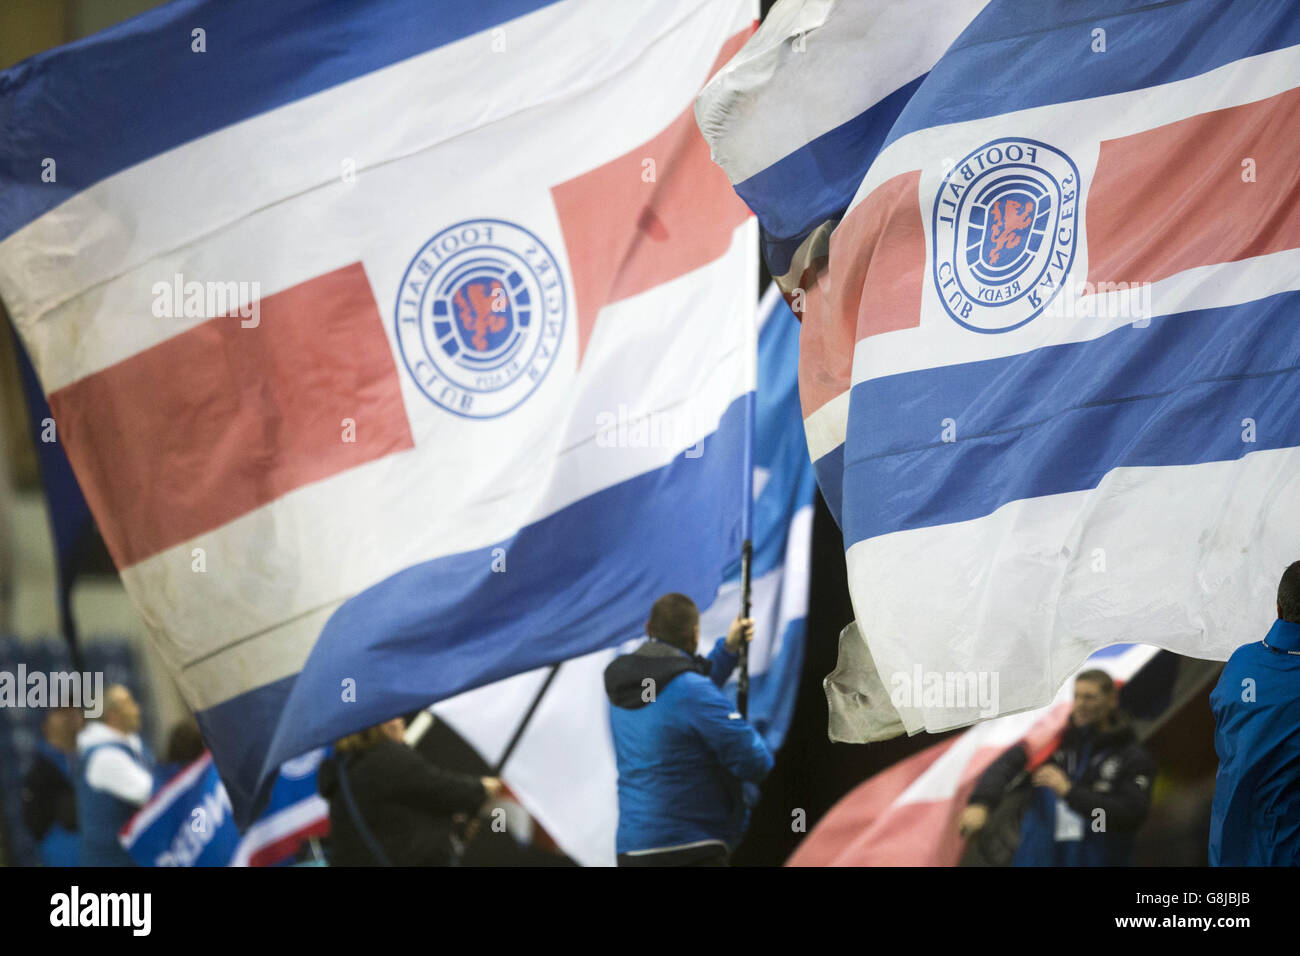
xmin=605 ymin=636 xmax=774 ymax=855
xmin=1209 ymin=618 xmax=1300 ymax=866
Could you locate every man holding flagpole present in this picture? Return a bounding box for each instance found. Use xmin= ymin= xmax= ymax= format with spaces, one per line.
xmin=604 ymin=595 xmax=770 ymax=866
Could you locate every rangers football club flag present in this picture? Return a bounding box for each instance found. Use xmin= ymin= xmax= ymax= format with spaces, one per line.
xmin=0 ymin=0 xmax=759 ymax=821
xmin=698 ymin=0 xmax=1300 ymax=739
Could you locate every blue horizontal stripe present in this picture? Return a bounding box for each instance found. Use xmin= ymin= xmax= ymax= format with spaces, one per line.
xmin=884 ymin=0 xmax=1300 ymax=151
xmin=0 ymin=0 xmax=560 ymax=242
xmin=736 ymin=75 xmax=924 ymax=277
xmin=813 ymin=442 xmax=845 ymax=529
xmin=842 ymin=290 xmax=1300 ymax=545
xmin=201 ymin=395 xmax=748 ymax=824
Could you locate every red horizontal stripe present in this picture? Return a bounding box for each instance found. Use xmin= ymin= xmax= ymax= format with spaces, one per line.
xmin=49 ymin=262 xmax=414 ymax=568
xmin=247 ymin=815 xmax=330 ymax=867
xmin=799 ymin=169 xmax=925 ymax=419
xmin=1088 ymin=86 xmax=1300 ymax=287
xmin=551 ymin=27 xmax=754 ymax=364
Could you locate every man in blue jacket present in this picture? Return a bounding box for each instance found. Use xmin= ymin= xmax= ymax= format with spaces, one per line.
xmin=1209 ymin=560 xmax=1300 ymax=865
xmin=604 ymin=592 xmax=773 ymax=866
xmin=76 ymin=685 xmax=156 ymax=866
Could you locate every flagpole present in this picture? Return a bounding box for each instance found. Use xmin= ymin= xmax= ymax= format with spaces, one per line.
xmin=493 ymin=661 xmax=562 ymax=776
xmin=736 ymin=290 xmax=759 ymax=719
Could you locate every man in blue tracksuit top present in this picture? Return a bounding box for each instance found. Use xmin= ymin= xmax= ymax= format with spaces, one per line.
xmin=76 ymin=685 xmax=156 ymax=866
xmin=604 ymin=592 xmax=773 ymax=866
xmin=1209 ymin=560 xmax=1300 ymax=865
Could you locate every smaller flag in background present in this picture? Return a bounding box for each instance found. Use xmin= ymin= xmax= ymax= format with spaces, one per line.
xmin=121 ymin=750 xmax=328 ymax=867
xmin=788 ymin=644 xmax=1225 ymax=867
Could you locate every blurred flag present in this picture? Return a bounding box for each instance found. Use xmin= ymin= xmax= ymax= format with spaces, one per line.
xmin=121 ymin=749 xmax=328 ymax=867
xmin=120 ymin=753 xmax=242 ymax=867
xmin=700 ymin=0 xmax=1300 ymax=740
xmin=8 ymin=328 xmax=96 ymax=654
xmin=433 ymin=286 xmax=815 ymax=865
xmin=0 ymin=0 xmax=757 ymax=821
xmin=790 ymin=645 xmax=1178 ymax=866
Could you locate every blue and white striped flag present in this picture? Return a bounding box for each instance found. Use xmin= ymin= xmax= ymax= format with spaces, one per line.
xmin=700 ymin=0 xmax=1300 ymax=739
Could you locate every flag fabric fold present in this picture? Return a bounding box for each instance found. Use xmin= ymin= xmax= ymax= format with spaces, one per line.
xmin=700 ymin=0 xmax=1300 ymax=741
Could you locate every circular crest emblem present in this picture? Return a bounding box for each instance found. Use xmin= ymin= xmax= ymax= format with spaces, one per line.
xmin=395 ymin=219 xmax=567 ymax=418
xmin=932 ymin=138 xmax=1079 ymax=333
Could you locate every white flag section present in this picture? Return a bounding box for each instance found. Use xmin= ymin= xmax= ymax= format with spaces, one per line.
xmin=700 ymin=0 xmax=1300 ymax=739
xmin=433 ymin=287 xmax=815 ymax=866
xmin=0 ymin=0 xmax=762 ymax=820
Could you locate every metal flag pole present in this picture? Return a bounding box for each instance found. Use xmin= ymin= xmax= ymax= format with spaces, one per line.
xmin=736 ymin=289 xmax=759 ymax=720
xmin=493 ymin=661 xmax=563 ymax=776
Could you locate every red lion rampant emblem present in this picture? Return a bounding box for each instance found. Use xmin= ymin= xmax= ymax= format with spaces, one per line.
xmin=987 ymin=198 xmax=1035 ymax=265
xmin=453 ymin=279 xmax=508 ymax=351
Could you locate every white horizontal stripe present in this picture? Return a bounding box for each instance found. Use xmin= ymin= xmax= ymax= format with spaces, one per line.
xmin=803 ymin=389 xmax=849 ymax=462
xmin=847 ymin=43 xmax=1300 ymax=223
xmin=828 ymin=44 xmax=1300 ymax=385
xmin=1 ymin=0 xmax=748 ymax=387
xmin=845 ymin=447 xmax=1300 ymax=736
xmin=697 ymin=0 xmax=987 ymax=184
xmin=852 ymin=246 xmax=1300 ymax=388
xmin=230 ymin=795 xmax=329 ymax=867
xmin=121 ymin=752 xmax=213 ymax=841
xmin=125 ymin=226 xmax=755 ymax=708
xmin=170 ymin=602 xmax=338 ymax=712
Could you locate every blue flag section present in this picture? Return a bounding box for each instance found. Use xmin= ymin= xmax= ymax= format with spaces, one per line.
xmin=121 ymin=754 xmax=241 ymax=867
xmin=707 ymin=284 xmax=816 ymax=752
xmin=121 ymin=749 xmax=329 ymax=867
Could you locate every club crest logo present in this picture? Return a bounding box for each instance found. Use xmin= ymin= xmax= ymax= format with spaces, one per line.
xmin=395 ymin=219 xmax=566 ymax=418
xmin=932 ymin=138 xmax=1079 ymax=333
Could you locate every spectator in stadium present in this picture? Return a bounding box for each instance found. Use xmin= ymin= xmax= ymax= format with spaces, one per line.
xmin=316 ymin=715 xmax=502 ymax=866
xmin=957 ymin=669 xmax=1154 ymax=865
xmin=75 ymin=684 xmax=156 ymax=866
xmin=604 ymin=593 xmax=773 ymax=866
xmin=22 ymin=706 xmax=84 ymax=866
xmin=153 ymin=716 xmax=207 ymax=788
xmin=1208 ymin=560 xmax=1300 ymax=865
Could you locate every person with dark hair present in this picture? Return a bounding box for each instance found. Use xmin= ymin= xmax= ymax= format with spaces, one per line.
xmin=1209 ymin=560 xmax=1300 ymax=865
xmin=604 ymin=593 xmax=772 ymax=866
xmin=22 ymin=707 xmax=83 ymax=867
xmin=153 ymin=717 xmax=207 ymax=788
xmin=958 ymin=669 xmax=1154 ymax=866
xmin=316 ymin=716 xmax=502 ymax=866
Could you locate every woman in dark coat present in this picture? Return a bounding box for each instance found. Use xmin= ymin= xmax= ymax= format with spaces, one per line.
xmin=317 ymin=716 xmax=501 ymax=866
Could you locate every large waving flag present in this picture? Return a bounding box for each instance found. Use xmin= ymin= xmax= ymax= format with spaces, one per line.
xmin=0 ymin=0 xmax=758 ymax=820
xmin=700 ymin=0 xmax=1300 ymax=739
xmin=432 ymin=286 xmax=816 ymax=866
